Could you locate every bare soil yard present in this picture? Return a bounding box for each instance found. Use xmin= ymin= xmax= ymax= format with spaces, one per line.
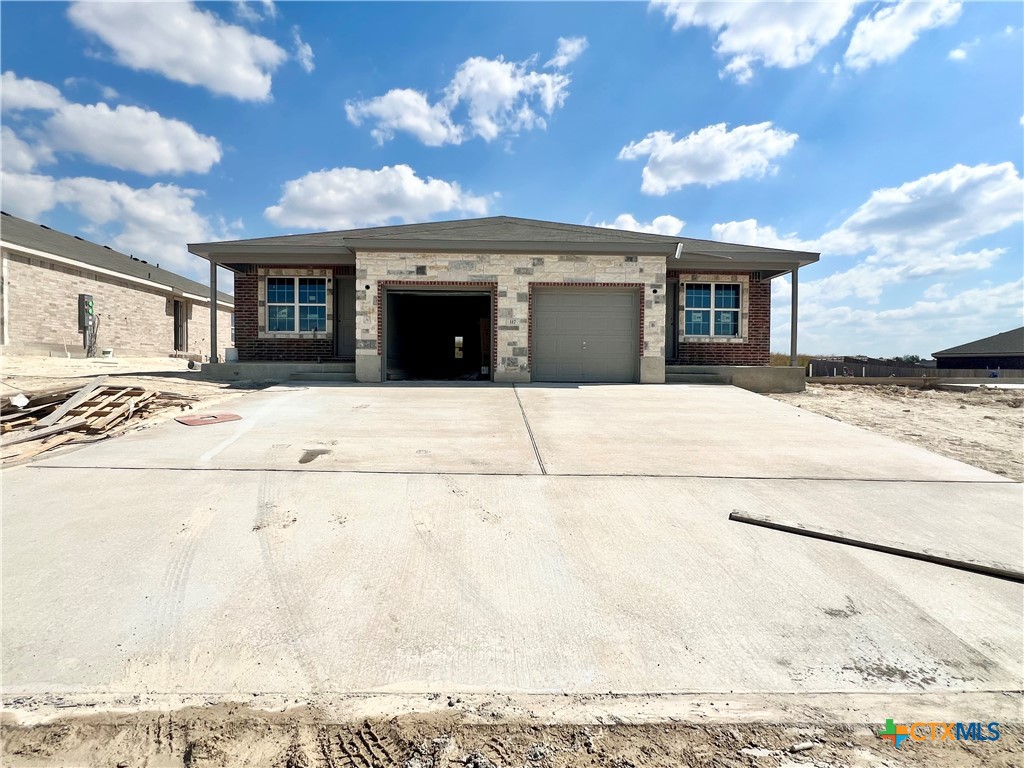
xmin=770 ymin=384 xmax=1024 ymax=481
xmin=2 ymin=700 xmax=1021 ymax=768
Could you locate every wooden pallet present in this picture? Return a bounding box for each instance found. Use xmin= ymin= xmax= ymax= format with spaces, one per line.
xmin=1 ymin=380 xmax=197 ymax=465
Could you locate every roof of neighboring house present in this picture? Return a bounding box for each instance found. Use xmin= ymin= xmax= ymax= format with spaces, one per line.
xmin=933 ymin=327 xmax=1024 ymax=358
xmin=0 ymin=211 xmax=233 ymax=305
xmin=189 ymin=216 xmax=820 ymax=272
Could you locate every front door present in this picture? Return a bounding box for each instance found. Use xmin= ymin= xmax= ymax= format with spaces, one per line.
xmin=666 ymin=280 xmax=678 ymax=361
xmin=335 ymin=279 xmax=356 ymax=357
xmin=173 ymin=300 xmax=186 ymax=352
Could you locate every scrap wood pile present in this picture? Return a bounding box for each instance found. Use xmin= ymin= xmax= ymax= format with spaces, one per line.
xmin=1 ymin=375 xmax=198 ymax=464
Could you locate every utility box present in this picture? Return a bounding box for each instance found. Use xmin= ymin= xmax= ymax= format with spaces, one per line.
xmin=78 ymin=294 xmax=95 ymax=330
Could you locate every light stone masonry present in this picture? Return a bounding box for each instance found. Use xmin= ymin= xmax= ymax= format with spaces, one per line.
xmin=355 ymin=251 xmax=666 ymax=383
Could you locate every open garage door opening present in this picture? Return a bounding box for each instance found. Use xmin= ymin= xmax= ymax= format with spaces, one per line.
xmin=384 ymin=291 xmax=492 ymax=381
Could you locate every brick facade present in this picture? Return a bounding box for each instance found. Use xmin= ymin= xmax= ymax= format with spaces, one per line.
xmin=1 ymin=249 xmax=232 ymax=358
xmin=233 ymin=265 xmax=354 ymax=362
xmin=670 ymin=269 xmax=770 ymax=366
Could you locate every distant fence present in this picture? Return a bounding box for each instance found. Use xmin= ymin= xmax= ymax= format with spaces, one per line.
xmin=807 ymin=361 xmax=1024 ymax=379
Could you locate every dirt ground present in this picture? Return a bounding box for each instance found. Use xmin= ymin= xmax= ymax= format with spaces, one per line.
xmin=770 ymin=384 xmax=1024 ymax=481
xmin=2 ymin=701 xmax=1021 ymax=768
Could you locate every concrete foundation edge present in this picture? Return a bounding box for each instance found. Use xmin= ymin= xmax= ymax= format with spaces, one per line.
xmin=640 ymin=356 xmax=666 ymax=384
xmin=200 ymin=362 xmax=355 ymax=382
xmin=672 ymin=365 xmax=805 ymax=393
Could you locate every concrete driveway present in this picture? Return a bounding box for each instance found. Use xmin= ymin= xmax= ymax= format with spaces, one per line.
xmin=3 ymin=383 xmax=1021 ymax=702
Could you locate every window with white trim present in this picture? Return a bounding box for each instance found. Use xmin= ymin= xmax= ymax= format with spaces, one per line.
xmin=267 ymin=277 xmax=327 ymax=332
xmin=684 ymin=282 xmax=740 ymax=337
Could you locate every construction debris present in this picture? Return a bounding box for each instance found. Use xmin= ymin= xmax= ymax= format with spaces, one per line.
xmin=175 ymin=412 xmax=242 ymax=427
xmin=0 ymin=378 xmax=198 ymax=465
xmin=729 ymin=509 xmax=1024 ymax=583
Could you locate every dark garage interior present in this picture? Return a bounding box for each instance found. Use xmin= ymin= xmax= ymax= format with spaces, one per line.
xmin=385 ymin=292 xmax=492 ymax=380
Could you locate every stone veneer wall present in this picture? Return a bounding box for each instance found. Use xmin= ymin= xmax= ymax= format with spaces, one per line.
xmin=669 ymin=269 xmax=770 ymax=366
xmin=355 ymin=252 xmax=667 ymax=383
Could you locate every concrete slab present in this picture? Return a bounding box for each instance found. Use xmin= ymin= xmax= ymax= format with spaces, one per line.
xmin=514 ymin=384 xmax=1009 ymax=481
xmin=3 ymin=469 xmax=1021 ymax=697
xmin=36 ymin=382 xmax=542 ymax=475
xmin=36 ymin=383 xmax=1010 ymax=486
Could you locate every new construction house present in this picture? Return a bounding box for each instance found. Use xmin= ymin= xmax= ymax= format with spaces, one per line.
xmin=189 ymin=217 xmax=818 ymax=391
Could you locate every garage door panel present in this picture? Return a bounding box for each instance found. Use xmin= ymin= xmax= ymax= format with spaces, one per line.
xmin=532 ymin=289 xmax=638 ymax=383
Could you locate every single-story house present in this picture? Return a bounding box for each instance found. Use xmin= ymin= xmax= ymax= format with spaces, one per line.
xmin=188 ymin=217 xmax=818 ymax=388
xmin=933 ymin=327 xmax=1024 ymax=371
xmin=0 ymin=211 xmax=233 ymax=358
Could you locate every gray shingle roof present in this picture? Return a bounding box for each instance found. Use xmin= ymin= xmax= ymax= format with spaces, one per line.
xmin=0 ymin=211 xmax=233 ymax=305
xmin=933 ymin=327 xmax=1024 ymax=358
xmin=190 ymin=215 xmax=817 ymax=257
xmin=193 ymin=216 xmax=688 ymax=248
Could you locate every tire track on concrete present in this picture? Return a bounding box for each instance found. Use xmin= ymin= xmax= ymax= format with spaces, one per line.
xmin=150 ymin=505 xmax=217 ymax=667
xmin=254 ymin=449 xmax=324 ymax=697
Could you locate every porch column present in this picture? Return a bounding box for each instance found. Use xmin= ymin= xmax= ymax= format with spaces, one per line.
xmin=209 ymin=260 xmax=218 ymax=363
xmin=789 ymin=267 xmax=799 ymax=366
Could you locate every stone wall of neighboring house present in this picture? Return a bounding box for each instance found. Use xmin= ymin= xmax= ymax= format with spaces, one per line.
xmin=188 ymin=297 xmax=235 ymax=361
xmin=355 ymin=251 xmax=667 ymax=383
xmin=1 ymin=249 xmax=232 ymax=358
xmin=670 ymin=270 xmax=771 ymax=366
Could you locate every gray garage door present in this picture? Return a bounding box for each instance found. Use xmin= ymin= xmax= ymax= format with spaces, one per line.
xmin=531 ymin=289 xmax=639 ymax=382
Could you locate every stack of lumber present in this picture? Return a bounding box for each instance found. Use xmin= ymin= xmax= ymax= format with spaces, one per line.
xmin=1 ymin=375 xmax=198 ymax=464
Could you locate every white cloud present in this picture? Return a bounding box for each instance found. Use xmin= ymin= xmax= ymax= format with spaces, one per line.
xmin=596 ymin=213 xmax=685 ymax=236
xmin=719 ymin=161 xmax=1021 ymax=307
xmin=546 ymin=36 xmax=588 ymax=69
xmin=0 ymin=172 xmax=233 ymax=279
xmin=264 ymin=164 xmax=492 ymax=230
xmin=233 ymin=0 xmax=275 ymax=23
xmin=346 ymin=89 xmax=463 ymax=147
xmin=619 ymin=122 xmax=799 ymax=195
xmin=923 ymin=283 xmax=947 ymax=300
xmin=818 ymin=162 xmax=1023 ymax=257
xmin=0 ymin=126 xmax=53 ymax=174
xmin=68 ymin=1 xmax=287 ymax=101
xmin=845 ymin=0 xmax=962 ymax=71
xmin=43 ymin=103 xmax=222 ymax=175
xmin=445 ymin=56 xmax=570 ymax=142
xmin=781 ymin=278 xmax=1024 ymax=356
xmin=346 ymin=45 xmax=573 ymax=146
xmin=948 ymin=37 xmax=979 ymax=62
xmin=1 ymin=71 xmax=66 ymax=111
xmin=710 ymin=219 xmax=817 ymax=251
xmin=654 ymin=1 xmax=857 ymax=82
xmin=62 ymin=76 xmax=119 ymax=102
xmin=292 ymin=27 xmax=315 ymax=73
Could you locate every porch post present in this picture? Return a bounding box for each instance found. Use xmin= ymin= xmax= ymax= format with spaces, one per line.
xmin=209 ymin=260 xmax=218 ymax=363
xmin=789 ymin=267 xmax=799 ymax=367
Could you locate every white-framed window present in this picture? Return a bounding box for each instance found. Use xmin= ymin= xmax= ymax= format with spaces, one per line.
xmin=266 ymin=276 xmax=327 ymax=332
xmin=684 ymin=282 xmax=740 ymax=337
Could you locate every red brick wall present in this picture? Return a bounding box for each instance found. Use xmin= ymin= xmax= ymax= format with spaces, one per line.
xmin=670 ymin=271 xmax=771 ymax=366
xmin=234 ymin=265 xmax=353 ymax=362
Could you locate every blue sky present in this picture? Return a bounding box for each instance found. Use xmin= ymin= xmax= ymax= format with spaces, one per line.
xmin=2 ymin=1 xmax=1021 ymax=356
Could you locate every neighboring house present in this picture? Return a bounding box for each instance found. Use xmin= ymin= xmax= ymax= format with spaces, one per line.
xmin=933 ymin=327 xmax=1024 ymax=370
xmin=188 ymin=216 xmax=818 ymax=385
xmin=0 ymin=212 xmax=233 ymax=358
